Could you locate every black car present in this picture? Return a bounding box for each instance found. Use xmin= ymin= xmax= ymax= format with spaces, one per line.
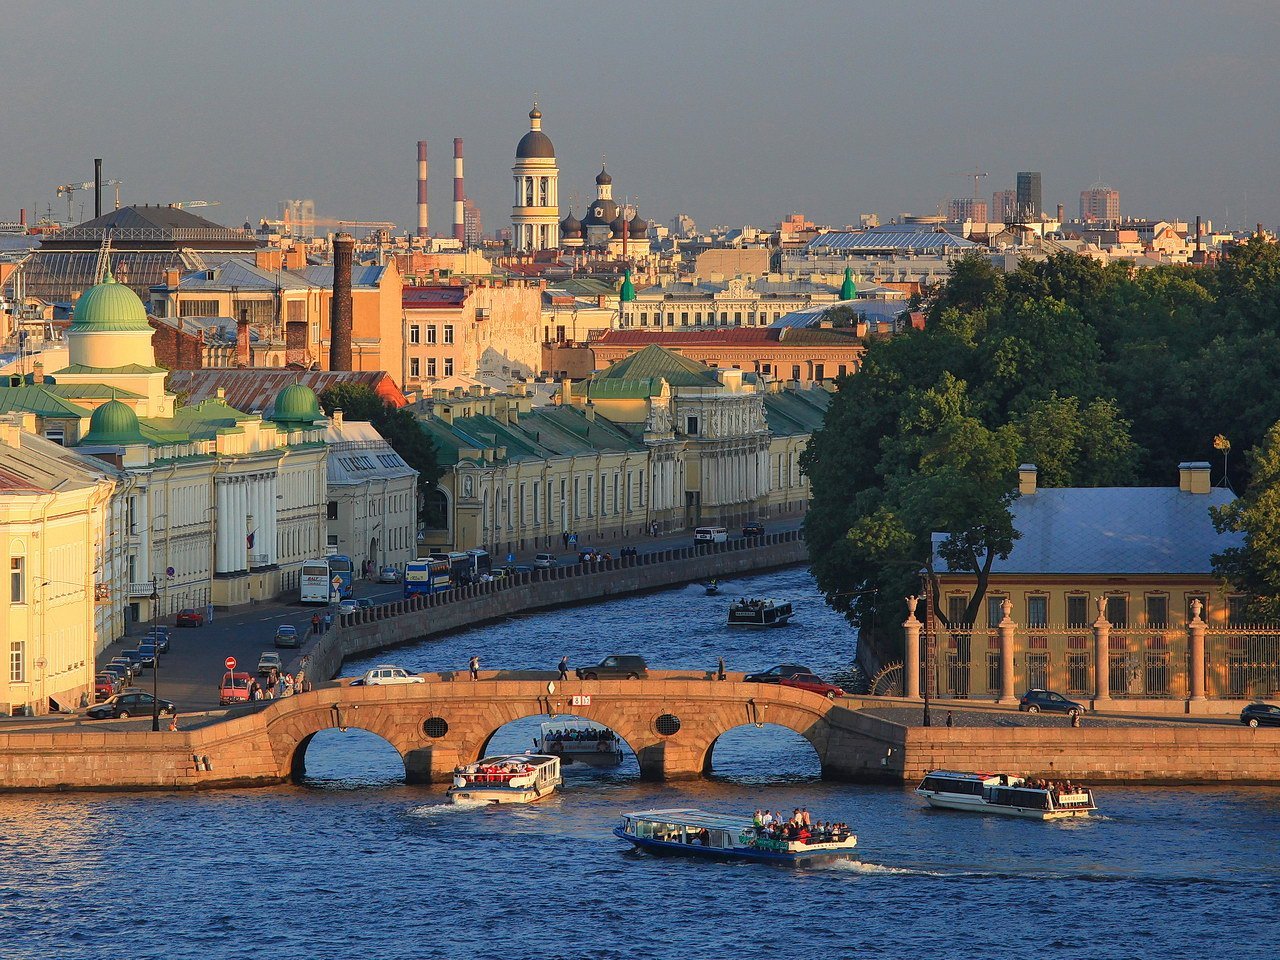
xmin=743 ymin=663 xmax=811 ymax=684
xmin=135 ymin=644 xmax=158 ymax=668
xmin=742 ymin=520 xmax=765 ymax=537
xmin=1018 ymin=689 xmax=1087 ymax=716
xmin=100 ymin=664 xmax=132 ymax=686
xmin=143 ymin=628 xmax=171 ymax=653
xmin=122 ymin=649 xmax=150 ymax=671
xmin=86 ymin=692 xmax=175 ymax=720
xmin=1240 ymin=702 xmax=1280 ymax=728
xmin=575 ymin=655 xmax=648 ymax=680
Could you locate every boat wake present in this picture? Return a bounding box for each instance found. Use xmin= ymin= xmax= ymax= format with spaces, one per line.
xmin=406 ymin=799 xmax=487 ymax=817
xmin=825 ymin=859 xmax=951 ymax=878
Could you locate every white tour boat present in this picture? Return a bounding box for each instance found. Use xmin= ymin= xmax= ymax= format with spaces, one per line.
xmin=727 ymin=597 xmax=793 ymax=627
xmin=447 ymin=754 xmax=562 ymax=804
xmin=915 ymin=770 xmax=1098 ymax=820
xmin=535 ymin=720 xmax=624 ymax=766
xmin=615 ymin=809 xmax=858 ymax=864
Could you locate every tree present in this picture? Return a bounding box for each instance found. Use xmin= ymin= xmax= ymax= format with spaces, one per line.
xmin=1212 ymin=420 xmax=1280 ymax=619
xmin=318 ymin=385 xmax=442 ymax=528
xmin=1014 ymin=395 xmax=1139 ymax=488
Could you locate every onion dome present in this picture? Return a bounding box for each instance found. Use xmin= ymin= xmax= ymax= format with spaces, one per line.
xmin=610 ymin=214 xmax=629 ymax=238
xmin=82 ymin=397 xmax=147 ymax=446
xmin=560 ymin=210 xmax=583 ymax=238
xmin=595 ymin=165 xmax=613 ymax=186
xmin=628 ymin=213 xmax=648 ymax=237
xmin=582 ymin=199 xmax=619 ymax=226
xmin=69 ymin=271 xmax=151 ymax=333
xmin=272 ymin=382 xmax=322 ymax=428
xmin=839 ymin=266 xmax=857 ymax=300
xmin=619 ymin=269 xmax=636 ymax=303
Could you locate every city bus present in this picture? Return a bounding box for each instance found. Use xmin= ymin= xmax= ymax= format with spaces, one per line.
xmin=327 ymin=554 xmax=355 ymax=599
xmin=403 ymin=558 xmax=451 ymax=598
xmin=300 ymin=559 xmax=332 ymax=604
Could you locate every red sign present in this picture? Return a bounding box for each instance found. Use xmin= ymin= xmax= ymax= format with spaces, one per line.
xmin=225 ymin=656 xmax=237 ymax=671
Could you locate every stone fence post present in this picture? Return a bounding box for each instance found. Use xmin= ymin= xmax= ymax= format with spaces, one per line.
xmin=1188 ymin=599 xmax=1207 ymax=701
xmin=997 ymin=598 xmax=1017 ymax=704
xmin=903 ymin=597 xmax=921 ymax=700
xmin=1093 ymin=596 xmax=1111 ymax=702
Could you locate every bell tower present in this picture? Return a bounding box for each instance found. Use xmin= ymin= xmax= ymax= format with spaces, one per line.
xmin=511 ymin=103 xmax=560 ymax=251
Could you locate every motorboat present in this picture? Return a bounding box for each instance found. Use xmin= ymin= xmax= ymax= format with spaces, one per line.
xmin=447 ymin=754 xmax=562 ymax=804
xmin=727 ymin=597 xmax=793 ymax=627
xmin=535 ymin=720 xmax=624 ymax=767
xmin=915 ymin=770 xmax=1098 ymax=820
xmin=704 ymin=580 xmax=720 ymax=596
xmin=614 ymin=809 xmax=857 ymax=864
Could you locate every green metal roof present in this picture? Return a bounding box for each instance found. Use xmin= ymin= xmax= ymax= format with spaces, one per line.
xmin=763 ymin=388 xmax=832 ymax=436
xmin=575 ymin=344 xmax=720 ymax=399
xmin=0 ymin=386 xmax=93 ymax=419
xmin=69 ymin=272 xmax=153 ymax=333
xmin=839 ymin=266 xmax=856 ymax=300
xmin=272 ymin=382 xmax=322 ymax=427
xmin=80 ymin=398 xmax=149 ymax=446
xmin=53 ymin=362 xmax=167 ymax=375
xmin=619 ymin=268 xmax=636 ymax=303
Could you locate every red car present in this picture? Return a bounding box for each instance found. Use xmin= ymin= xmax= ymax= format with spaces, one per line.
xmin=780 ymin=672 xmax=845 ymax=700
xmin=94 ymin=673 xmax=119 ymax=701
xmin=175 ymin=608 xmax=204 ymax=627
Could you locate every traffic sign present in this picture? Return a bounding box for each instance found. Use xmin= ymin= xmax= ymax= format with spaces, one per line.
xmin=331 ymin=575 xmax=342 ymax=588
xmin=225 ymin=656 xmax=237 ymax=671
xmin=507 ymin=553 xmax=515 ymax=564
xmin=165 ymin=566 xmax=175 ymax=578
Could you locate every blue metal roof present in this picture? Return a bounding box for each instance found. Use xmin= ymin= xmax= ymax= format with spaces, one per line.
xmin=804 ymin=231 xmax=978 ymax=253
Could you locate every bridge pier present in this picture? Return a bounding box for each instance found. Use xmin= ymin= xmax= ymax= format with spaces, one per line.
xmin=403 ymin=747 xmax=463 ymax=784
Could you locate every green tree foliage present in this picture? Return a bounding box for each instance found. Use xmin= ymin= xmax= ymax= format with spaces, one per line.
xmin=318 ymin=385 xmax=442 ymax=527
xmin=1212 ymin=421 xmax=1280 ymax=619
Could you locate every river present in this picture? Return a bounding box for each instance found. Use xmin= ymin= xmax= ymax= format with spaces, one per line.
xmin=0 ymin=567 xmax=1277 ymax=959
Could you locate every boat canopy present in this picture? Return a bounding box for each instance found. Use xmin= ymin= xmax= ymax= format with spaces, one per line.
xmin=622 ymin=808 xmax=752 ymax=831
xmin=539 ymin=719 xmax=613 ymax=735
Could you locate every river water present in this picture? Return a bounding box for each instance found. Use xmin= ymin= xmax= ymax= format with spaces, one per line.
xmin=1 ymin=568 xmax=1277 ymax=959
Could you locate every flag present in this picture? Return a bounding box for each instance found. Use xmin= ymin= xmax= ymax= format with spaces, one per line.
xmin=246 ymin=529 xmax=256 ymax=549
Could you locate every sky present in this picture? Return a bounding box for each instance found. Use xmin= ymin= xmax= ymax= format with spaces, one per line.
xmin=3 ymin=0 xmax=1279 ymax=234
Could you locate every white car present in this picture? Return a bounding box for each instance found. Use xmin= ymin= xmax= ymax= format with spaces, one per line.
xmin=358 ymin=665 xmax=425 ymax=686
xmin=257 ymin=652 xmax=283 ymax=675
xmin=378 ymin=565 xmax=400 ymax=583
xmin=533 ymin=553 xmax=558 ymax=569
xmin=337 ymin=599 xmax=358 ymax=615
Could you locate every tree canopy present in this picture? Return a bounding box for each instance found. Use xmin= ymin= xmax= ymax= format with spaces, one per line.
xmin=803 ymin=240 xmax=1280 ymax=646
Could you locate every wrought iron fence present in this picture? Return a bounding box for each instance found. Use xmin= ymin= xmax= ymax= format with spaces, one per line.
xmin=1207 ymin=628 xmax=1280 ymax=699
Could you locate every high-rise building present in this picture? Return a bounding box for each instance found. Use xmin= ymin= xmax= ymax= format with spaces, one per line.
xmin=278 ymin=199 xmax=316 ymax=238
xmin=1016 ymin=172 xmax=1042 ymax=219
xmin=992 ymin=190 xmax=1017 ymax=222
xmin=1080 ymin=186 xmax=1120 ymax=223
xmin=463 ymin=198 xmax=483 ymax=246
xmin=947 ymin=197 xmax=989 ymax=223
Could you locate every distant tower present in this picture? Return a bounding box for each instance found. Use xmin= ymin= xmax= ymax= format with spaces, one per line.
xmin=1016 ymin=172 xmax=1042 ymax=219
xmin=512 ymin=103 xmax=559 ymax=251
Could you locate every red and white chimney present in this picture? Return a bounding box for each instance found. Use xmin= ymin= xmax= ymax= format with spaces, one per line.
xmin=453 ymin=138 xmax=465 ymax=244
xmin=417 ymin=140 xmax=429 ymax=238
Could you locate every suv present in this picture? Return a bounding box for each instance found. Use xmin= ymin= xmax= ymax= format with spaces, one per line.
xmin=744 ymin=663 xmax=811 ymax=684
xmin=742 ymin=520 xmax=765 ymax=537
xmin=1019 ymin=689 xmax=1087 ymax=716
xmin=575 ymin=655 xmax=648 ymax=680
xmin=533 ymin=553 xmax=558 ymax=569
xmin=1240 ymin=703 xmax=1280 ymax=728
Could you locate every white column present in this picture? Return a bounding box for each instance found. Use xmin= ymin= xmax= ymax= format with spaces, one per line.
xmin=267 ymin=474 xmax=279 ymax=565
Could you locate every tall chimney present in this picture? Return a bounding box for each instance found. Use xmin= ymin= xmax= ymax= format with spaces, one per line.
xmin=1195 ymin=216 xmax=1202 ymax=257
xmin=18 ymin=208 xmax=26 ymax=228
xmin=1056 ymin=203 xmax=1064 ymax=222
xmin=236 ymin=309 xmax=251 ymax=367
xmin=329 ymin=233 xmax=354 ymax=370
xmin=416 ymin=140 xmax=429 ymax=238
xmin=453 ymin=138 xmax=465 ymax=244
xmin=94 ymin=158 xmax=103 ymax=218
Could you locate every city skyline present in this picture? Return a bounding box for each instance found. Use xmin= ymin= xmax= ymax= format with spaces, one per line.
xmin=2 ymin=1 xmax=1278 ymax=232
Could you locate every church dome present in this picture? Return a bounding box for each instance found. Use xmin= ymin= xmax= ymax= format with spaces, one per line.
xmin=82 ymin=398 xmax=147 ymax=446
xmin=628 ymin=214 xmax=648 ymax=237
xmin=560 ymin=210 xmax=583 ymax=237
xmin=610 ymin=214 xmax=629 ymax=238
xmin=516 ymin=130 xmax=556 ymax=159
xmin=595 ymin=165 xmax=613 ymax=186
xmin=70 ymin=272 xmax=151 ymax=333
xmin=272 ymin=382 xmax=322 ymax=427
xmin=582 ymin=199 xmax=619 ymax=226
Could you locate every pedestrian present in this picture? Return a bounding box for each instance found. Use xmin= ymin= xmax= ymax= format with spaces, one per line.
xmin=324 ymin=612 xmax=333 ymax=631
xmin=562 ymin=531 xmax=569 ymax=549
xmin=469 ymin=655 xmax=480 ymax=681
xmin=946 ymin=711 xmax=954 ymax=728
xmin=168 ymin=713 xmax=178 ymax=732
xmin=1071 ymin=712 xmax=1082 ymax=728
xmin=311 ymin=613 xmax=321 ymax=635
xmin=558 ymin=656 xmax=569 ymax=681
xmin=717 ymin=656 xmax=726 ymax=681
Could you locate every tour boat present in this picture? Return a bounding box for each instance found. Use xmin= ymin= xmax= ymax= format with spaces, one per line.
xmin=535 ymin=720 xmax=624 ymax=767
xmin=727 ymin=598 xmax=793 ymax=627
xmin=447 ymin=754 xmax=562 ymax=804
xmin=915 ymin=770 xmax=1098 ymax=821
xmin=614 ymin=808 xmax=858 ymax=864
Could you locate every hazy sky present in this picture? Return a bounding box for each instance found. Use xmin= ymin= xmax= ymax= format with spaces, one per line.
xmin=3 ymin=1 xmax=1278 ymax=233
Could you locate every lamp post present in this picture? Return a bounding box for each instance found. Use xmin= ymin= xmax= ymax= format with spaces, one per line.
xmin=149 ymin=576 xmax=162 ymax=730
xmin=919 ymin=568 xmax=932 ymax=728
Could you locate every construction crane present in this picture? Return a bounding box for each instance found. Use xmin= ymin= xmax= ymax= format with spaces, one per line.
xmin=171 ymin=200 xmax=221 ymax=209
xmin=55 ymin=178 xmax=124 ymax=219
xmin=951 ymin=167 xmax=988 ymax=199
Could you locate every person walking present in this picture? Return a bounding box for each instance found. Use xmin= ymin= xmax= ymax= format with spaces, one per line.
xmin=558 ymin=656 xmax=569 ymax=681
xmin=946 ymin=711 xmax=954 ymax=728
xmin=562 ymin=531 xmax=569 ymax=550
xmin=469 ymin=655 xmax=480 ymax=681
xmin=311 ymin=613 xmax=321 ymax=636
xmin=717 ymin=656 xmax=726 ymax=681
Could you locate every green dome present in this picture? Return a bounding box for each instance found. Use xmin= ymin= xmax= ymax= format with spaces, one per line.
xmin=619 ymin=268 xmax=636 ymax=303
xmin=839 ymin=267 xmax=857 ymax=301
xmin=81 ymin=398 xmax=147 ymax=446
xmin=272 ymin=382 xmax=322 ymax=426
xmin=69 ymin=272 xmax=152 ymax=333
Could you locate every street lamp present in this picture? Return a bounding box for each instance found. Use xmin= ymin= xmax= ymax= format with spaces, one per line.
xmin=919 ymin=568 xmax=932 ymax=728
xmin=149 ymin=577 xmax=163 ymax=731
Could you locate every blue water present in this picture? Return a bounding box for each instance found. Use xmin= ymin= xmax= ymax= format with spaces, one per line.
xmin=0 ymin=568 xmax=1276 ymax=960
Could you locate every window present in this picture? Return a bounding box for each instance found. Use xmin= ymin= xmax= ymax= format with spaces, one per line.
xmin=10 ymin=641 xmax=24 ymax=682
xmin=44 ymin=428 xmax=65 ymax=445
xmin=427 ymin=357 xmax=437 ymax=378
xmin=733 ymin=312 xmax=742 ymax=324
xmin=1228 ymin=596 xmax=1248 ymax=627
xmin=681 ymin=312 xmax=688 ymax=325
xmin=814 ymin=364 xmax=825 ymax=381
xmin=640 ymin=312 xmax=648 ymax=324
xmin=837 ymin=365 xmax=847 ymax=377
xmin=790 ymin=365 xmax=801 ymax=381
xmin=761 ymin=363 xmax=772 ymax=375
xmin=425 ymin=325 xmax=437 ymax=344
xmin=444 ymin=358 xmax=454 ymax=376
xmin=10 ymin=557 xmax=24 ymax=604
xmin=409 ymin=325 xmax=421 ymax=344
xmin=686 ymin=416 xmax=699 ymax=436
xmin=443 ymin=325 xmax=454 ymax=344
xmin=409 ymin=358 xmax=420 ymax=379
xmin=1106 ymin=596 xmax=1129 ymax=628
xmin=128 ymin=496 xmax=138 ymax=535
xmin=987 ymin=596 xmax=1005 ymax=629
xmin=327 ymin=534 xmax=339 ymax=548
xmin=326 ymin=501 xmax=338 ymax=520
xmin=1027 ymin=595 xmax=1048 ymax=628
xmin=1145 ymin=595 xmax=1168 ymax=629
xmin=946 ymin=596 xmax=967 ymax=627
xmin=1066 ymin=595 xmax=1089 ymax=628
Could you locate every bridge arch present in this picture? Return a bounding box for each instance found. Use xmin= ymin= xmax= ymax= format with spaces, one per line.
xmin=701 ymin=722 xmax=823 ymax=782
xmin=292 ymin=726 xmax=405 ymax=785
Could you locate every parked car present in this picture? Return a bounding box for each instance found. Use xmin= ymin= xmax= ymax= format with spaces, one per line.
xmin=693 ymin=526 xmax=728 ymax=544
xmin=780 ymin=672 xmax=845 ymax=700
xmin=219 ymin=671 xmax=253 ymax=705
xmin=378 ymin=565 xmax=401 ymax=583
xmin=1019 ymin=689 xmax=1087 ymax=716
xmin=274 ymin=624 xmax=300 ymax=649
xmin=356 ymin=598 xmax=376 ymax=610
xmin=143 ymin=627 xmax=171 ymax=653
xmin=86 ymin=691 xmax=175 ymax=720
xmin=134 ymin=643 xmax=158 ymax=668
xmin=742 ymin=520 xmax=765 ymax=537
xmin=175 ymin=608 xmax=204 ymax=628
xmin=94 ymin=673 xmax=119 ymax=701
xmin=355 ymin=665 xmax=425 ymax=686
xmin=106 ymin=658 xmax=136 ymax=683
xmin=575 ymin=655 xmax=649 ymax=680
xmin=533 ymin=553 xmax=558 ymax=569
xmin=100 ymin=664 xmax=131 ymax=687
xmin=1240 ymin=702 xmax=1280 ymax=728
xmin=257 ymin=652 xmax=284 ymax=677
xmin=337 ymin=598 xmax=358 ymax=616
xmin=121 ymin=649 xmax=149 ymax=671
xmin=743 ymin=663 xmax=811 ymax=684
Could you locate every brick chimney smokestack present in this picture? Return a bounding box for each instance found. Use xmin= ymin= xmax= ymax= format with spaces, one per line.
xmin=236 ymin=309 xmax=251 ymax=367
xmin=94 ymin=158 xmax=103 ymax=219
xmin=329 ymin=233 xmax=354 ymax=370
xmin=19 ymin=209 xmax=25 ymax=228
xmin=417 ymin=140 xmax=429 ymax=238
xmin=454 ymin=138 xmax=465 ymax=244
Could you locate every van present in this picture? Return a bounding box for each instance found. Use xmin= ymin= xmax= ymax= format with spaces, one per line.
xmin=694 ymin=526 xmax=728 ymax=544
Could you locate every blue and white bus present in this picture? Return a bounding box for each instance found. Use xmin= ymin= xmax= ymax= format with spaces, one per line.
xmin=327 ymin=554 xmax=355 ymax=599
xmin=300 ymin=559 xmax=332 ymax=604
xmin=404 ymin=558 xmax=451 ymax=598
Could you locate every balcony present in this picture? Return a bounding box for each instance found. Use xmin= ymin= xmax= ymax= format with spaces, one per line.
xmin=128 ymin=582 xmax=157 ymax=598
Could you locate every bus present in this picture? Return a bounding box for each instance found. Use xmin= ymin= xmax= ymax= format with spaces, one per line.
xmin=300 ymin=559 xmax=332 ymax=604
xmin=404 ymin=558 xmax=451 ymax=597
xmin=327 ymin=554 xmax=355 ymax=599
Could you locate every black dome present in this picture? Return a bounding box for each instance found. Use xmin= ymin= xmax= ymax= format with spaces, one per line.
xmin=560 ymin=211 xmax=583 ymax=236
xmin=516 ymin=130 xmax=556 ymax=159
xmin=595 ymin=165 xmax=613 ymax=186
xmin=628 ymin=214 xmax=648 ymax=236
xmin=610 ymin=214 xmax=629 ymax=237
xmin=582 ymin=199 xmax=619 ymax=225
